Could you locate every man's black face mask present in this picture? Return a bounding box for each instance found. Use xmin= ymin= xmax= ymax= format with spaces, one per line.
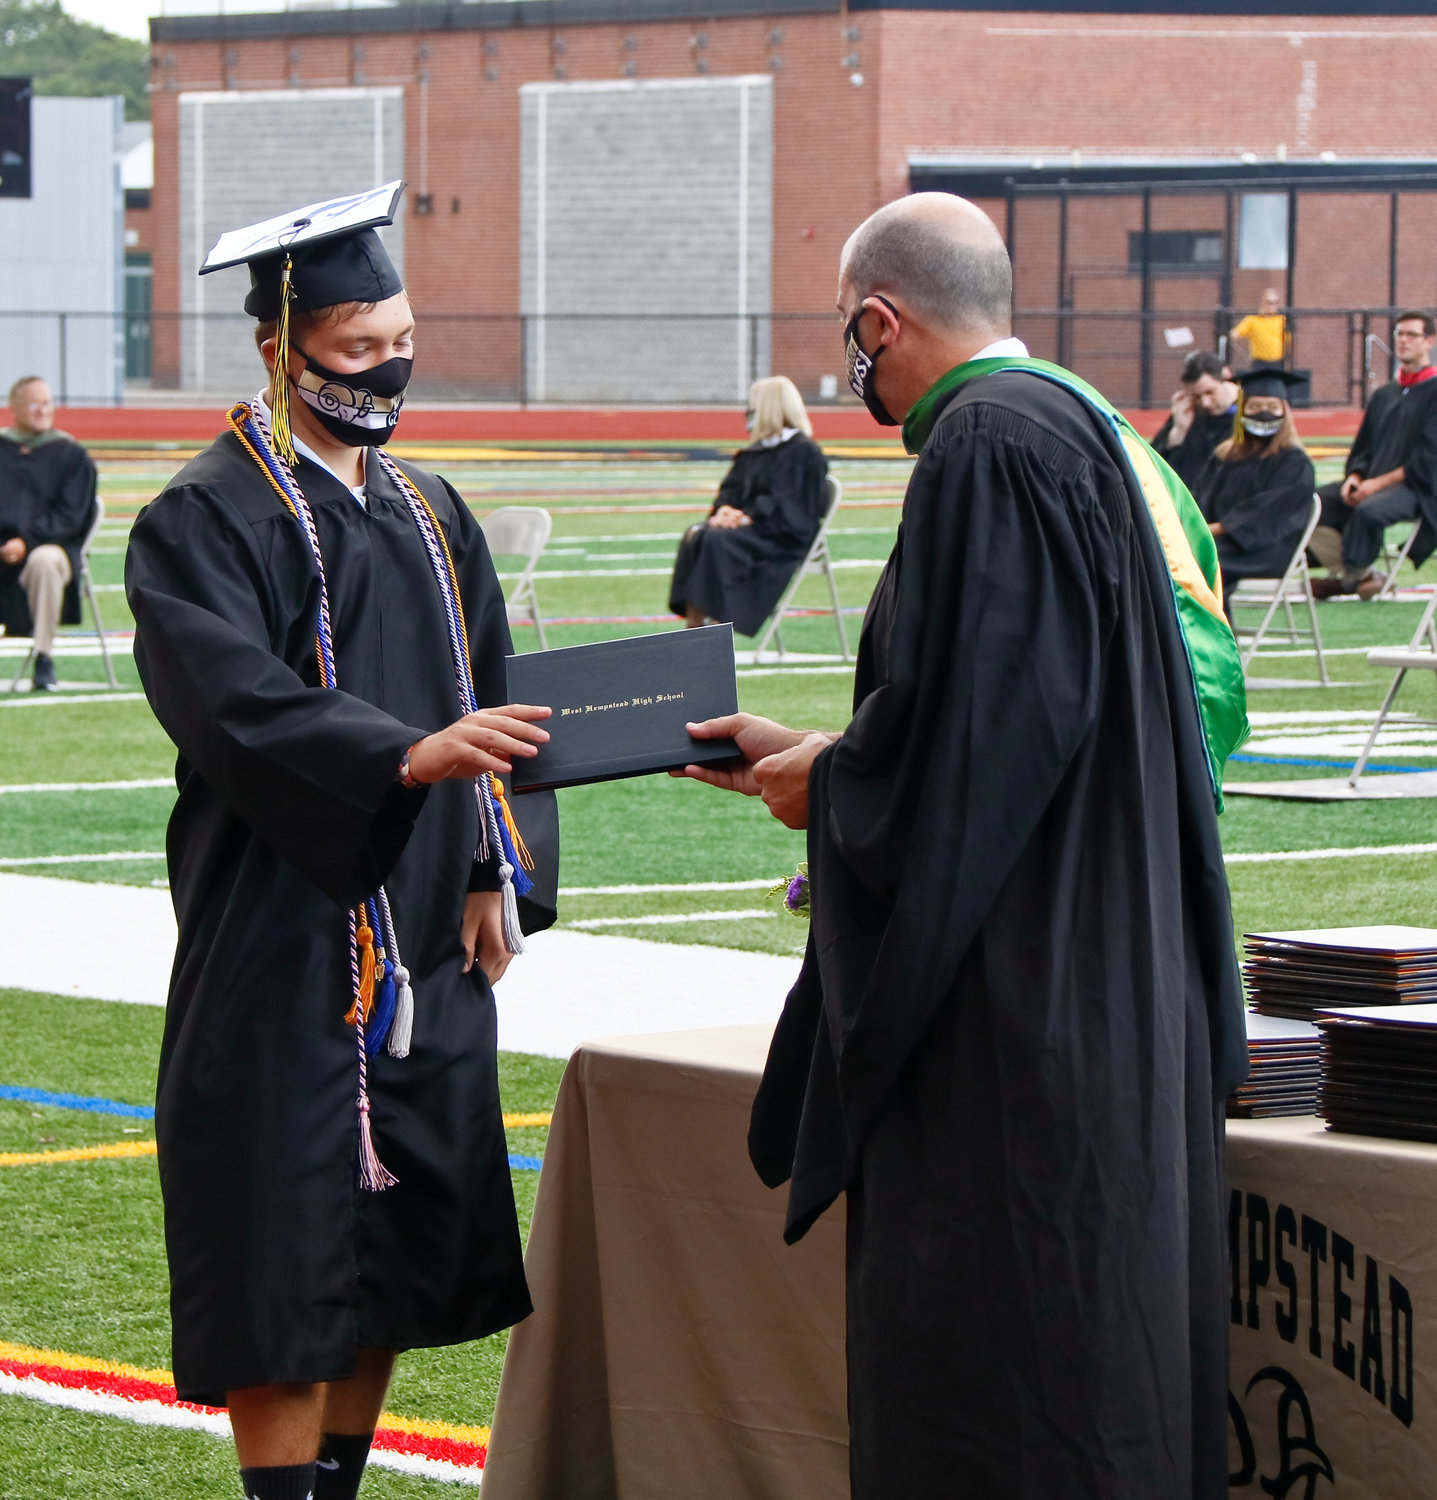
xmin=844 ymin=297 xmax=900 ymax=427
xmin=291 ymin=345 xmax=413 ymax=448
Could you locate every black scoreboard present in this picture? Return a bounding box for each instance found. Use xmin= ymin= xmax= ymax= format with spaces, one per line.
xmin=0 ymin=78 xmax=31 ymax=199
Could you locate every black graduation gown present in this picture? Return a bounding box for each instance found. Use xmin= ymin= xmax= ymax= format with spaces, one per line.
xmin=1194 ymin=444 xmax=1315 ymax=589
xmin=1346 ymin=380 xmax=1407 ymax=481
xmin=0 ymin=431 xmax=96 ymax=635
xmin=667 ymin=433 xmax=829 ymax=636
xmin=1381 ymin=379 xmax=1437 ymax=567
xmin=748 ymin=372 xmax=1247 ymax=1500
xmin=125 ymin=433 xmax=559 ymax=1406
xmin=1151 ymin=405 xmax=1230 ymax=490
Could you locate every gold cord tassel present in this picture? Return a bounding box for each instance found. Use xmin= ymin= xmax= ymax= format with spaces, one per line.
xmin=270 ymin=253 xmax=297 ymax=466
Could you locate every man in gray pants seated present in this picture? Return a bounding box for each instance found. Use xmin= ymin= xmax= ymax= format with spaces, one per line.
xmin=1311 ymin=311 xmax=1437 ymax=600
xmin=0 ymin=376 xmax=98 ymax=690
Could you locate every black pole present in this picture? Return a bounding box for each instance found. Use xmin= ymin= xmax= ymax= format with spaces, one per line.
xmin=1389 ymin=190 xmax=1400 ymax=310
xmin=1004 ymin=177 xmax=1017 ymax=326
xmin=1056 ymin=184 xmax=1069 ymax=368
xmin=1221 ymin=189 xmax=1234 ymax=318
xmin=1139 ymin=187 xmax=1153 ymax=408
xmin=1284 ymin=186 xmax=1298 ymax=311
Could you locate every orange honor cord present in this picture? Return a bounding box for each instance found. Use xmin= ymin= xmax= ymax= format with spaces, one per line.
xmin=489 ymin=772 xmax=535 ymax=870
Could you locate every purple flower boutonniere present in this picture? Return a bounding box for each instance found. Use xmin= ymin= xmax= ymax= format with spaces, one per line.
xmin=769 ymin=862 xmax=810 ymax=921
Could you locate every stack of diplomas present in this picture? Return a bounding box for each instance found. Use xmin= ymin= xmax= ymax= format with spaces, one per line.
xmin=505 ymin=625 xmax=739 ymax=793
xmin=1241 ymin=926 xmax=1437 ymax=1020
xmin=1316 ymin=1005 xmax=1437 ymax=1142
xmin=1226 ymin=1011 xmax=1320 ymax=1119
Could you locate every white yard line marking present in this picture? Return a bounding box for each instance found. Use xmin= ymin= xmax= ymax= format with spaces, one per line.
xmin=496 ymin=559 xmax=886 ymax=581
xmin=1224 ymin=842 xmax=1437 ymax=864
xmin=1247 ymin=710 xmax=1423 ymax=725
xmin=737 ymin=665 xmax=855 ymax=677
xmin=0 ymin=852 xmax=166 ymax=867
xmin=560 ymin=878 xmax=777 ymax=895
xmin=0 ymin=693 xmax=147 ymax=709
xmin=565 ymin=908 xmax=776 ymax=929
xmin=0 ymin=779 xmax=172 ymax=794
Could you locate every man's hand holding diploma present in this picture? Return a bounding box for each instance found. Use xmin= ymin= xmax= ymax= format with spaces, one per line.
xmin=677 ymin=712 xmax=837 ymax=829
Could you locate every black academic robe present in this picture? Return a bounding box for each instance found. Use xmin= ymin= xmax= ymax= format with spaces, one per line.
xmin=1151 ymin=405 xmax=1230 ymax=490
xmin=0 ymin=431 xmax=96 ymax=636
xmin=749 ymin=372 xmax=1246 ymax=1500
xmin=1195 ymin=444 xmax=1315 ymax=591
xmin=667 ymin=433 xmax=828 ymax=636
xmin=125 ymin=433 xmax=559 ymax=1406
xmin=1346 ymin=379 xmax=1409 ymax=481
xmin=1375 ymin=379 xmax=1437 ymax=568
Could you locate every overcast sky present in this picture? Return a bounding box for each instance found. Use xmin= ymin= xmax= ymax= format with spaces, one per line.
xmin=63 ymin=2 xmax=310 ymax=41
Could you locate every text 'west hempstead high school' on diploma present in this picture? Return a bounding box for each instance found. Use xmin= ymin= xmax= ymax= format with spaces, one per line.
xmin=559 ymin=692 xmax=686 ymax=717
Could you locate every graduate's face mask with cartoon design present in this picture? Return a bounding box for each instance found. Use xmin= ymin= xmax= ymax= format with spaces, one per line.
xmin=290 ymin=345 xmax=413 ymax=448
xmin=1240 ymin=398 xmax=1285 ymax=440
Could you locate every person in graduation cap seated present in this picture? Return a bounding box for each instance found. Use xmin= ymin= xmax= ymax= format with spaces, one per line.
xmin=1191 ymin=366 xmax=1315 ymax=621
xmin=124 ymin=185 xmax=559 ymax=1500
xmin=677 ymin=193 xmax=1248 ymax=1500
xmin=668 ymin=374 xmax=829 ymax=634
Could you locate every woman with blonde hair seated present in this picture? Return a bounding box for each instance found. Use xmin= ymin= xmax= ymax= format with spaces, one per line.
xmin=669 ymin=375 xmax=829 ymax=633
xmin=1192 ymin=366 xmax=1314 ymax=621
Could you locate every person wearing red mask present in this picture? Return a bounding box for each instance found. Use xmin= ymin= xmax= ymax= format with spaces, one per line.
xmin=1311 ymin=310 xmax=1437 ymax=599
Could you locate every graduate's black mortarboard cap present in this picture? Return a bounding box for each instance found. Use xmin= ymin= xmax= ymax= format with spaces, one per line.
xmin=1233 ymin=367 xmax=1306 ymax=401
xmin=199 ymin=182 xmax=406 ymax=320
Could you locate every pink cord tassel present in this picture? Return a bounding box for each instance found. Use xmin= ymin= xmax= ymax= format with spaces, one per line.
xmin=357 ymin=1089 xmax=398 ymax=1193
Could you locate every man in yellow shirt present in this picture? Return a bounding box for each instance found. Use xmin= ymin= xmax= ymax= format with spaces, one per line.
xmin=1231 ymin=288 xmax=1289 ymax=367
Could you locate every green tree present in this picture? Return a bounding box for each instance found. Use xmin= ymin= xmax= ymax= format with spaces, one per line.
xmin=0 ymin=1 xmax=149 ymax=121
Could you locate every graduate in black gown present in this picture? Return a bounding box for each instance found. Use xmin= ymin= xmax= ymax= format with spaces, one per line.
xmin=668 ymin=374 xmax=829 ymax=636
xmin=125 ymin=187 xmax=558 ymax=1500
xmin=1192 ymin=367 xmax=1315 ymax=620
xmin=681 ymin=194 xmax=1248 ymax=1500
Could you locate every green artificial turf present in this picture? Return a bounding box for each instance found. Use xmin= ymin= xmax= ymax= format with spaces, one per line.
xmin=9 ymin=433 xmax=1437 ymax=1494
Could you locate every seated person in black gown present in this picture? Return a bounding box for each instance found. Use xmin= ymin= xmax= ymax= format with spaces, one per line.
xmin=1193 ymin=366 xmax=1315 ymax=621
xmin=668 ymin=375 xmax=829 ymax=635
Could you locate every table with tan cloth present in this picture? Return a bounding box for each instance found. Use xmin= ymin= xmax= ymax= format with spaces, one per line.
xmin=483 ymin=1024 xmax=1437 ymax=1499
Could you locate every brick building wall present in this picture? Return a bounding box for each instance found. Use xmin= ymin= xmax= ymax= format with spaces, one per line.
xmin=146 ymin=5 xmax=1437 ymax=404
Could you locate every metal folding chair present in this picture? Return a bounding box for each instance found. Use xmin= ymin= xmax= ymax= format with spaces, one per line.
xmin=1228 ymin=492 xmax=1330 ymax=686
xmin=1374 ymin=523 xmax=1419 ymax=600
xmin=1347 ymin=586 xmax=1437 ymax=786
xmin=7 ymin=496 xmax=118 ymax=692
xmin=751 ymin=476 xmax=849 ymax=662
xmin=480 ymin=505 xmax=552 ymax=650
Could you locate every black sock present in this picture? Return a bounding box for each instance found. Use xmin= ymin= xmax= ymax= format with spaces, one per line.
xmin=238 ymin=1463 xmax=316 ymax=1500
xmin=313 ymin=1432 xmax=374 ymax=1500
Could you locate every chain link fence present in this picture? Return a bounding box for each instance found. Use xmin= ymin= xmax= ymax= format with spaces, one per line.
xmin=0 ymin=307 xmax=1411 ymax=408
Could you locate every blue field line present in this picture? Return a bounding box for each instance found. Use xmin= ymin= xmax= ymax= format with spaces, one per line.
xmin=1228 ymin=754 xmax=1434 ymax=774
xmin=1 ymin=1083 xmax=545 ymax=1170
xmin=0 ymin=1083 xmax=153 ymax=1118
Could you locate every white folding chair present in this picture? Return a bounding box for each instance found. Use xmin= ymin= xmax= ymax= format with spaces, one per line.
xmin=7 ymin=496 xmax=118 ymax=692
xmin=480 ymin=505 xmax=552 ymax=650
xmin=751 ymin=476 xmax=850 ymax=662
xmin=1347 ymin=586 xmax=1437 ymax=786
xmin=1228 ymin=492 xmax=1330 ymax=687
xmin=1374 ymin=523 xmax=1420 ymax=600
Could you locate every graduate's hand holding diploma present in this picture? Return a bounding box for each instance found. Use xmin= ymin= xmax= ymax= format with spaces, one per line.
xmin=406 ymin=704 xmax=552 ymax=781
xmin=405 ymin=705 xmax=552 ymax=986
xmin=677 ymin=712 xmax=836 ymax=830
